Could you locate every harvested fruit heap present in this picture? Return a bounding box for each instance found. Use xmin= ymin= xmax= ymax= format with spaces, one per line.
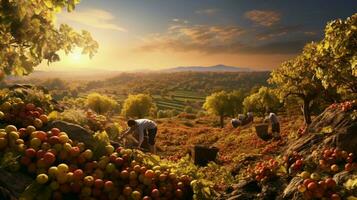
xmin=0 ymin=124 xmax=193 ymax=200
xmin=0 ymin=99 xmax=48 ymax=128
xmin=245 ymin=148 xmax=357 ymax=199
xmin=295 ymin=148 xmax=357 ymax=200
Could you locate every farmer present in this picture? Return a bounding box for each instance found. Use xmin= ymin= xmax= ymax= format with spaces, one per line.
xmin=118 ymin=119 xmax=157 ymax=154
xmin=245 ymin=112 xmax=254 ymax=124
xmin=264 ymin=112 xmax=280 ymax=139
xmin=231 ymin=114 xmax=246 ymax=128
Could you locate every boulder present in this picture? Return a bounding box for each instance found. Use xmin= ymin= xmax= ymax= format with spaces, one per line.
xmin=47 ymin=120 xmax=97 ymax=149
xmin=286 ymin=106 xmax=357 ymax=155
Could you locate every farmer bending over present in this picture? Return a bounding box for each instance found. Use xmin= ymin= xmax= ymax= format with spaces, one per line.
xmin=119 ymin=119 xmax=157 ymax=153
xmin=264 ymin=112 xmax=280 ymax=139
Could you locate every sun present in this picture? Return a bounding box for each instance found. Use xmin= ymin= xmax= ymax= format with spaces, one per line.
xmin=69 ymin=49 xmax=83 ymax=63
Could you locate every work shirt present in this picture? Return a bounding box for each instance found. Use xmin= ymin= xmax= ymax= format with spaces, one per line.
xmin=127 ymin=119 xmax=157 ymax=147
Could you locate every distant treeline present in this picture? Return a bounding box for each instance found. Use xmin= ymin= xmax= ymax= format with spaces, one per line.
xmin=85 ymin=71 xmax=271 ymax=95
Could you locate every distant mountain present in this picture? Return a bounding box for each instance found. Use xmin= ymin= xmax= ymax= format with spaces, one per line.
xmin=164 ymin=64 xmax=253 ymax=72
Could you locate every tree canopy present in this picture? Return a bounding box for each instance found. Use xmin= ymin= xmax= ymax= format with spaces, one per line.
xmin=0 ymin=0 xmax=98 ymax=78
xmin=311 ymin=13 xmax=357 ymax=93
xmin=86 ymin=93 xmax=118 ymax=115
xmin=243 ymin=86 xmax=281 ymax=116
xmin=121 ymin=94 xmax=154 ymax=118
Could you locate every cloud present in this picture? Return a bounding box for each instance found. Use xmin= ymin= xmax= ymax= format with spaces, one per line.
xmin=195 ymin=8 xmax=220 ymax=15
xmin=137 ymin=23 xmax=315 ymax=55
xmin=244 ymin=10 xmax=281 ymax=27
xmin=255 ymin=25 xmax=301 ymax=40
xmin=59 ymin=8 xmax=127 ymax=32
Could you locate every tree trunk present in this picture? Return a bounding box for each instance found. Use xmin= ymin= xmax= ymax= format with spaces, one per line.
xmin=220 ymin=115 xmax=224 ymax=128
xmin=302 ymin=99 xmax=312 ymax=125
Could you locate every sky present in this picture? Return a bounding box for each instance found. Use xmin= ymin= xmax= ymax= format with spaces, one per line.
xmin=38 ymin=0 xmax=357 ymax=71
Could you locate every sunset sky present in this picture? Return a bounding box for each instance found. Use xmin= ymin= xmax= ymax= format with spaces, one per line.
xmin=39 ymin=0 xmax=357 ymax=71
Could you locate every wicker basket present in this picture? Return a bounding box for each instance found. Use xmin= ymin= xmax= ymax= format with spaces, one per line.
xmin=255 ymin=123 xmax=271 ymax=141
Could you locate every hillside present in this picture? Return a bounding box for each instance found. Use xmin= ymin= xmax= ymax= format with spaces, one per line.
xmin=164 ymin=65 xmax=253 ymax=72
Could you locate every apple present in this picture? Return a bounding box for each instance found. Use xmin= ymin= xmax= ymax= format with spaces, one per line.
xmin=84 ymin=176 xmax=94 ymax=186
xmin=129 ymin=171 xmax=137 ymax=180
xmin=123 ymin=186 xmax=132 ymax=196
xmin=57 ymin=163 xmax=69 ymax=174
xmin=331 ymin=164 xmax=339 ymax=172
xmin=325 ymin=178 xmax=336 ymax=188
xmin=175 ymin=189 xmax=183 ymax=198
xmin=39 ymin=114 xmax=48 ymax=124
xmin=142 ymin=196 xmax=152 ymax=200
xmin=131 ymin=190 xmax=142 ymax=200
xmin=51 ymin=128 xmax=61 ymax=136
xmin=36 ymin=174 xmax=49 ymax=184
xmin=30 ymin=138 xmax=41 ymax=149
xmin=70 ymin=146 xmax=80 ymax=157
xmin=43 ymin=152 xmax=56 ymax=165
xmin=120 ymin=170 xmax=129 ymax=179
xmin=331 ymin=193 xmax=341 ymax=200
xmin=48 ymin=166 xmax=59 ymax=177
xmin=25 ymin=103 xmax=35 ymax=111
xmin=48 ymin=136 xmax=60 ymax=145
xmin=82 ymin=149 xmax=93 ymax=160
xmin=0 ymin=111 xmax=4 ymax=119
xmin=151 ymin=188 xmax=160 ymax=198
xmin=9 ymin=131 xmax=19 ymax=141
xmin=33 ymin=118 xmax=43 ymax=128
xmin=94 ymin=179 xmax=104 ymax=188
xmin=41 ymin=142 xmax=51 ymax=151
xmin=104 ymin=180 xmax=114 ymax=191
xmin=59 ymin=135 xmax=69 ymax=143
xmin=5 ymin=125 xmax=17 ymax=133
xmin=36 ymin=150 xmax=45 ymax=159
xmin=0 ymin=131 xmax=7 ymax=138
xmin=307 ymin=182 xmax=317 ymax=191
xmin=145 ymin=170 xmax=155 ymax=179
xmin=115 ymin=157 xmax=124 ymax=166
xmin=106 ymin=163 xmax=116 ymax=173
xmin=345 ymin=163 xmax=353 ymax=171
xmin=105 ymin=145 xmax=115 ymax=155
xmin=310 ymin=173 xmax=320 ymax=181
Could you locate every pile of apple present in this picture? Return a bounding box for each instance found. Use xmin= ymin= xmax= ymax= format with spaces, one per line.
xmin=85 ymin=111 xmax=108 ymax=131
xmin=294 ymin=148 xmax=356 ymax=200
xmin=0 ymin=98 xmax=48 ymax=128
xmin=329 ymin=100 xmax=356 ymax=112
xmin=297 ymin=173 xmax=341 ymax=200
xmin=248 ymin=158 xmax=280 ymax=182
xmin=283 ymin=151 xmax=304 ymax=174
xmin=0 ymin=124 xmax=193 ymax=200
xmin=316 ymin=148 xmax=356 ymax=174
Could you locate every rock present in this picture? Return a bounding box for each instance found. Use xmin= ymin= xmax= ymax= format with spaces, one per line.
xmin=286 ymin=106 xmax=357 ymax=155
xmin=47 ymin=120 xmax=97 ymax=149
xmin=0 ymin=168 xmax=33 ymax=198
xmin=283 ymin=177 xmax=303 ymax=199
xmin=333 ymin=171 xmax=352 ymax=185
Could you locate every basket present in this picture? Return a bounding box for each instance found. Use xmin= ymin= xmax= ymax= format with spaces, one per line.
xmin=255 ymin=123 xmax=271 ymax=141
xmin=191 ymin=145 xmax=219 ymax=166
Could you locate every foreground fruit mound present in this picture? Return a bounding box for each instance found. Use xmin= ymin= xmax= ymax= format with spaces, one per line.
xmin=0 ymin=124 xmax=193 ymax=200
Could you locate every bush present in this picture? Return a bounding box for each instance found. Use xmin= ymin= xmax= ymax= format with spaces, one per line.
xmin=121 ymin=94 xmax=153 ymax=118
xmin=86 ymin=93 xmax=118 ymax=115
